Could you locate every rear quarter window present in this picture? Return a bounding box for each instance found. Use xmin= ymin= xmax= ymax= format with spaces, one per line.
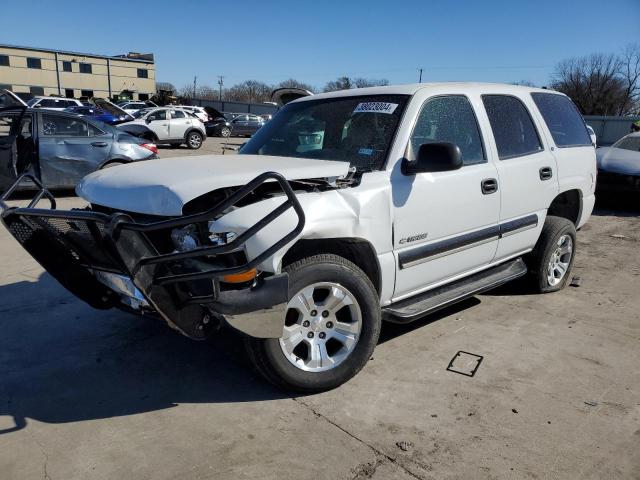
xmin=531 ymin=93 xmax=591 ymax=147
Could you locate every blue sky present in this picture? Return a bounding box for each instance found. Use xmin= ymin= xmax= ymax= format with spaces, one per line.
xmin=1 ymin=0 xmax=638 ymax=90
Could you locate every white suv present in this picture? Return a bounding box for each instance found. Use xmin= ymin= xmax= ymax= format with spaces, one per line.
xmin=27 ymin=97 xmax=83 ymax=111
xmin=170 ymin=105 xmax=210 ymax=123
xmin=124 ymin=107 xmax=207 ymax=149
xmin=1 ymin=83 xmax=596 ymax=392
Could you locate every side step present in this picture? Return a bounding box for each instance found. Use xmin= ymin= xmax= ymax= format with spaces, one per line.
xmin=383 ymin=258 xmax=527 ymax=324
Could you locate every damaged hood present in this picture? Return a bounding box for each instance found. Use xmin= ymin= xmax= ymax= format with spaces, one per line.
xmin=76 ymin=154 xmax=350 ymax=216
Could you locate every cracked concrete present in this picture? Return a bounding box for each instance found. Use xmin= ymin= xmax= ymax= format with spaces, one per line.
xmin=0 ymin=148 xmax=638 ymax=479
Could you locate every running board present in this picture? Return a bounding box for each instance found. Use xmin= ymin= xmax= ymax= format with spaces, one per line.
xmin=383 ymin=258 xmax=527 ymax=324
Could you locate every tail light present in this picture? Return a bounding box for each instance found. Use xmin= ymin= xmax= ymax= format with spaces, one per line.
xmin=140 ymin=143 xmax=158 ymax=155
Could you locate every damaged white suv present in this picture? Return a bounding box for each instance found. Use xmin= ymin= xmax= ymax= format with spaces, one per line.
xmin=0 ymin=83 xmax=596 ymax=391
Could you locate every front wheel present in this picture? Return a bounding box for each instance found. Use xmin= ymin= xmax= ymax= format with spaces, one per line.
xmin=220 ymin=126 xmax=231 ymax=138
xmin=186 ymin=131 xmax=203 ymax=149
xmin=245 ymin=254 xmax=381 ymax=392
xmin=526 ymin=216 xmax=577 ymax=293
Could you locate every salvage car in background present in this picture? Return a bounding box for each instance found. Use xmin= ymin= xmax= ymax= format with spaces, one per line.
xmin=122 ymin=107 xmax=206 ymax=149
xmin=228 ymin=113 xmax=264 ymax=136
xmin=27 ymin=96 xmax=83 ymax=111
xmin=117 ymin=101 xmax=157 ymax=115
xmin=0 ymin=90 xmax=157 ymax=191
xmin=64 ymin=105 xmax=130 ymax=125
xmin=202 ymin=106 xmax=232 ymax=137
xmin=596 ymin=132 xmax=640 ymax=193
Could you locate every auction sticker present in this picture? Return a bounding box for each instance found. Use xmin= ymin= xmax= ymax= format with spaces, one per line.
xmin=353 ymin=102 xmax=398 ymax=114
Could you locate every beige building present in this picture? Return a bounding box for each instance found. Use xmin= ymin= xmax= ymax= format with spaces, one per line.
xmin=0 ymin=44 xmax=155 ymax=101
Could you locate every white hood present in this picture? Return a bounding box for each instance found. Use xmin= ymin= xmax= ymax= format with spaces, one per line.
xmin=76 ymin=154 xmax=350 ymax=216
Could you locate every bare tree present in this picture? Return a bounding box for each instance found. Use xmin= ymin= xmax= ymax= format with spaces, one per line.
xmin=195 ymin=85 xmax=218 ymax=100
xmin=226 ymin=80 xmax=273 ymax=103
xmin=618 ymin=44 xmax=640 ymax=115
xmin=277 ymin=78 xmax=316 ymax=93
xmin=551 ymin=53 xmax=628 ymax=115
xmin=323 ymin=76 xmax=388 ymax=92
xmin=155 ymin=81 xmax=176 ymax=93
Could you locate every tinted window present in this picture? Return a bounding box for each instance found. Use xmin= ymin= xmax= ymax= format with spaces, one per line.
xmin=62 ymin=61 xmax=72 ymax=72
xmin=410 ymin=95 xmax=485 ymax=165
xmin=81 ymin=90 xmax=94 ymax=98
xmin=0 ymin=55 xmax=9 ymax=67
xmin=137 ymin=69 xmax=148 ymax=78
xmin=531 ymin=93 xmax=591 ymax=147
xmin=42 ymin=114 xmax=91 ymax=136
xmin=65 ymin=88 xmax=74 ymax=98
xmin=614 ymin=135 xmax=640 ymax=152
xmin=27 ymin=57 xmax=41 ymax=69
xmin=147 ymin=110 xmax=167 ymax=121
xmin=170 ymin=110 xmax=186 ymax=119
xmin=79 ymin=63 xmax=92 ymax=74
xmin=138 ymin=93 xmax=149 ymax=101
xmin=483 ymin=95 xmax=542 ymax=159
xmin=40 ymin=99 xmax=66 ymax=108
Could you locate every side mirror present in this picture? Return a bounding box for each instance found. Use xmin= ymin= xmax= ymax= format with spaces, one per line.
xmin=401 ymin=142 xmax=463 ymax=175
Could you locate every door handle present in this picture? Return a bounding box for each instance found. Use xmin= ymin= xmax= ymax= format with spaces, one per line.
xmin=539 ymin=167 xmax=553 ymax=180
xmin=91 ymin=142 xmax=108 ymax=147
xmin=481 ymin=178 xmax=498 ymax=194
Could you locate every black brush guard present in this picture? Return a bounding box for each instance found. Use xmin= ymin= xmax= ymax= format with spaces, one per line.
xmin=1 ymin=173 xmax=305 ymax=339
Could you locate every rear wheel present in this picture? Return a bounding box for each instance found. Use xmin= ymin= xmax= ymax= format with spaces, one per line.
xmin=245 ymin=254 xmax=381 ymax=392
xmin=526 ymin=216 xmax=577 ymax=293
xmin=186 ymin=131 xmax=203 ymax=149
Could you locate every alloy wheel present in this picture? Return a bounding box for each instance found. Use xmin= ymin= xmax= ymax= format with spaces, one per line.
xmin=547 ymin=234 xmax=573 ymax=286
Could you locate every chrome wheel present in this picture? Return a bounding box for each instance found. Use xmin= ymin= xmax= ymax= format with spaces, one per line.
xmin=547 ymin=234 xmax=573 ymax=286
xmin=279 ymin=282 xmax=362 ymax=372
xmin=188 ymin=132 xmax=202 ymax=148
xmin=221 ymin=127 xmax=231 ymax=137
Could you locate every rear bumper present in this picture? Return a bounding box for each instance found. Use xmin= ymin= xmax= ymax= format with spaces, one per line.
xmin=1 ymin=172 xmax=304 ymax=340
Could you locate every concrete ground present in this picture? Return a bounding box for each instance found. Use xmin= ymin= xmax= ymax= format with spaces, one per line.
xmin=0 ymin=143 xmax=638 ymax=479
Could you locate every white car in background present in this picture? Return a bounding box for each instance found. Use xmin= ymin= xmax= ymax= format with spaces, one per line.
xmin=27 ymin=96 xmax=83 ymax=111
xmin=124 ymin=107 xmax=207 ymax=149
xmin=118 ymin=101 xmax=157 ymax=115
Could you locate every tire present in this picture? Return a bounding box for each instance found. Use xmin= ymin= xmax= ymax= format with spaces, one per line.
xmin=186 ymin=131 xmax=203 ymax=150
xmin=219 ymin=126 xmax=231 ymax=138
xmin=245 ymin=254 xmax=381 ymax=392
xmin=526 ymin=216 xmax=577 ymax=293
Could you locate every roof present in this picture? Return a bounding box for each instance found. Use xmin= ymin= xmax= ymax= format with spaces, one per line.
xmin=0 ymin=43 xmax=154 ymax=64
xmin=295 ymin=82 xmax=561 ymax=102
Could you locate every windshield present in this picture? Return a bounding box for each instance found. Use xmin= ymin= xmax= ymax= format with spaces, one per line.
xmin=240 ymin=95 xmax=409 ymax=172
xmin=614 ymin=135 xmax=640 ymax=152
xmin=26 ymin=98 xmax=39 ymax=107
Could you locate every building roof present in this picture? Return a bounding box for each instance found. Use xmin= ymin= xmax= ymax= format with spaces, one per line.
xmin=0 ymin=43 xmax=154 ymax=64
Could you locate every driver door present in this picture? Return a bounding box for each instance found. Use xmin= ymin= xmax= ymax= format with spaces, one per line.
xmin=0 ymin=111 xmax=36 ymax=191
xmin=392 ymin=94 xmax=501 ymax=299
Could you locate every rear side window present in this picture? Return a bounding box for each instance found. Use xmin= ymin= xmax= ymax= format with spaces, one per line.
xmin=531 ymin=93 xmax=591 ymax=147
xmin=482 ymin=95 xmax=542 ymax=159
xmin=170 ymin=110 xmax=186 ymax=119
xmin=410 ymin=95 xmax=485 ymax=165
xmin=42 ymin=114 xmax=91 ymax=136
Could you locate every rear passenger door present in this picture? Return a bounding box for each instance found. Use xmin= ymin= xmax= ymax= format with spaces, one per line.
xmin=39 ymin=113 xmax=111 ymax=188
xmin=168 ymin=109 xmax=191 ymax=140
xmin=392 ymin=95 xmax=501 ymax=299
xmin=481 ymin=94 xmax=559 ymax=262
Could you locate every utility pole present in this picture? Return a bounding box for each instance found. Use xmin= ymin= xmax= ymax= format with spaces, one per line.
xmin=193 ymin=76 xmax=197 ymax=99
xmin=418 ymin=68 xmax=423 ymax=83
xmin=217 ymin=75 xmax=224 ymax=101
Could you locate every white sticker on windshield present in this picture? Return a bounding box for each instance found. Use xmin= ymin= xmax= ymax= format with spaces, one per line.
xmin=353 ymin=102 xmax=398 ymax=114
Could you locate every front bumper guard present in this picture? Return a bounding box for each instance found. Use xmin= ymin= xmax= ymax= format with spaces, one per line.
xmin=1 ymin=172 xmax=305 ymax=340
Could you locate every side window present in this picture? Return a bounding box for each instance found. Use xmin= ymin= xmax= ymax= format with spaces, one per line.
xmin=87 ymin=122 xmax=105 ymax=136
xmin=410 ymin=95 xmax=485 ymax=165
xmin=482 ymin=95 xmax=542 ymax=159
xmin=531 ymin=93 xmax=591 ymax=147
xmin=170 ymin=110 xmax=185 ymax=119
xmin=147 ymin=110 xmax=167 ymax=122
xmin=41 ymin=114 xmax=89 ymax=137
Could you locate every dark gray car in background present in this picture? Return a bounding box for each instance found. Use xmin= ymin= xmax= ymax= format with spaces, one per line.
xmin=0 ymin=90 xmax=158 ymax=191
xmin=228 ymin=113 xmax=265 ymax=136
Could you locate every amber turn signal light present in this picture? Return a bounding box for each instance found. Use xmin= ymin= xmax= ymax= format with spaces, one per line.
xmin=222 ymin=268 xmax=257 ymax=284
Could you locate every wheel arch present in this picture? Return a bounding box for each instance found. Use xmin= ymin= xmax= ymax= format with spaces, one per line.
xmin=281 ymin=238 xmax=382 ymax=297
xmin=547 ymin=189 xmax=582 ymax=226
xmin=183 ymin=127 xmax=205 ymax=141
